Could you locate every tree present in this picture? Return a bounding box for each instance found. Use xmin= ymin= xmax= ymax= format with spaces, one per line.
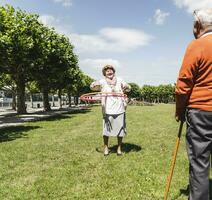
xmin=128 ymin=83 xmax=141 ymax=100
xmin=66 ymin=71 xmax=93 ymax=105
xmin=140 ymin=84 xmax=175 ymax=103
xmin=26 ymin=80 xmax=40 ymax=108
xmin=30 ymin=27 xmax=79 ymax=111
xmin=0 ymin=5 xmax=44 ymax=113
xmin=49 ymin=36 xmax=79 ymax=109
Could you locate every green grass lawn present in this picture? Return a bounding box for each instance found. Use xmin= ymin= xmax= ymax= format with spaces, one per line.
xmin=0 ymin=104 xmax=197 ymax=199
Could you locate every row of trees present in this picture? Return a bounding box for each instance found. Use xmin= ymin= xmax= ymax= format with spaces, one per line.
xmin=0 ymin=5 xmax=176 ymax=114
xmin=0 ymin=5 xmax=93 ymax=114
xmin=128 ymin=83 xmax=175 ymax=103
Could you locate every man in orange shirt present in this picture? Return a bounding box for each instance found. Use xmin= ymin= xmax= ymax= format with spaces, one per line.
xmin=175 ymin=8 xmax=212 ymax=200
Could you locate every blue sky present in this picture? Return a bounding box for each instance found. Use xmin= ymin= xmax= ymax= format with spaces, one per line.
xmin=1 ymin=0 xmax=212 ymax=86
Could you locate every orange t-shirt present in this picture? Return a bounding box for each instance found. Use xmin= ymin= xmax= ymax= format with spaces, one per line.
xmin=175 ymin=33 xmax=212 ymax=111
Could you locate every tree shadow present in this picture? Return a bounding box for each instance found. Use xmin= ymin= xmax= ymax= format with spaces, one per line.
xmin=0 ymin=125 xmax=40 ymax=143
xmin=66 ymin=108 xmax=91 ymax=115
xmin=43 ymin=114 xmax=73 ymax=121
xmin=96 ymin=142 xmax=142 ymax=154
xmin=0 ymin=108 xmax=92 ymax=124
xmin=43 ymin=108 xmax=91 ymax=121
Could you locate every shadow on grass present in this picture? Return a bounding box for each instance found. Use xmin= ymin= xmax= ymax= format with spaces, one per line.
xmin=178 ymin=184 xmax=189 ymax=198
xmin=43 ymin=114 xmax=73 ymax=121
xmin=0 ymin=125 xmax=40 ymax=143
xmin=38 ymin=108 xmax=92 ymax=122
xmin=67 ymin=108 xmax=91 ymax=115
xmin=176 ymin=179 xmax=212 ymax=199
xmin=210 ymin=179 xmax=212 ymax=200
xmin=96 ymin=143 xmax=142 ymax=154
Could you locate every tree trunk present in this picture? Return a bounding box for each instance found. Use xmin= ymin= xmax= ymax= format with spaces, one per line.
xmin=42 ymin=86 xmax=51 ymax=111
xmin=12 ymin=87 xmax=16 ymax=110
xmin=67 ymin=90 xmax=72 ymax=107
xmin=52 ymin=95 xmax=55 ymax=107
xmin=65 ymin=95 xmax=68 ymax=106
xmin=30 ymin=93 xmax=33 ymax=108
xmin=16 ymin=75 xmax=26 ymax=114
xmin=58 ymin=89 xmax=62 ymax=109
xmin=74 ymin=96 xmax=79 ymax=106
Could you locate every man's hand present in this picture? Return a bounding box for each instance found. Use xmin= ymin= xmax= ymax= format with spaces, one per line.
xmin=175 ymin=109 xmax=186 ymax=122
xmin=175 ymin=94 xmax=188 ymax=122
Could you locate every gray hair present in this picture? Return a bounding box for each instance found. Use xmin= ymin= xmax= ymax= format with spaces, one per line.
xmin=193 ymin=9 xmax=212 ymax=25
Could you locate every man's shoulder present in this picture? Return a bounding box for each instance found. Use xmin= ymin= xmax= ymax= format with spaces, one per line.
xmin=188 ymin=39 xmax=200 ymax=47
xmin=186 ymin=39 xmax=205 ymax=53
xmin=189 ymin=35 xmax=211 ymax=46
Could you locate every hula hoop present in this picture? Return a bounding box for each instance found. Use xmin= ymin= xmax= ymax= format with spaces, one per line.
xmin=80 ymin=92 xmax=127 ymax=102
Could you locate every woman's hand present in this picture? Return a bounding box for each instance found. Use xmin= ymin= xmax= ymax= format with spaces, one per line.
xmin=121 ymin=83 xmax=131 ymax=92
xmin=90 ymin=81 xmax=101 ymax=91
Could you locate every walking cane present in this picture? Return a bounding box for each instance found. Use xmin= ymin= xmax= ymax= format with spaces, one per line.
xmin=164 ymin=121 xmax=184 ymax=200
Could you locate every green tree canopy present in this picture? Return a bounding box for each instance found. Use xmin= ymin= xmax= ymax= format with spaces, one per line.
xmin=128 ymin=82 xmax=141 ymax=99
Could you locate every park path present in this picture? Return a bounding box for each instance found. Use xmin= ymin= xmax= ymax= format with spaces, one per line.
xmin=0 ymin=106 xmax=87 ymax=129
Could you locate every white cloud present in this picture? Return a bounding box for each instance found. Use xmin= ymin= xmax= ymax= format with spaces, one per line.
xmin=173 ymin=0 xmax=212 ymax=13
xmin=37 ymin=17 xmax=153 ymax=54
xmin=38 ymin=15 xmax=72 ymax=35
xmin=53 ymin=0 xmax=72 ymax=7
xmin=79 ymin=58 xmax=121 ymax=69
xmin=154 ymin=9 xmax=170 ymax=25
xmin=100 ymin=28 xmax=151 ymax=47
xmin=38 ymin=15 xmax=59 ymax=27
xmin=70 ymin=27 xmax=153 ymax=53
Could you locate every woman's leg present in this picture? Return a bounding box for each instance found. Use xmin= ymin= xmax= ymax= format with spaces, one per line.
xmin=103 ymin=135 xmax=109 ymax=155
xmin=117 ymin=136 xmax=123 ymax=155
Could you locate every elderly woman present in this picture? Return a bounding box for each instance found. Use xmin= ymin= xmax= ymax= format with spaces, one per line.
xmin=90 ymin=65 xmax=131 ymax=156
xmin=175 ymin=8 xmax=212 ymax=200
